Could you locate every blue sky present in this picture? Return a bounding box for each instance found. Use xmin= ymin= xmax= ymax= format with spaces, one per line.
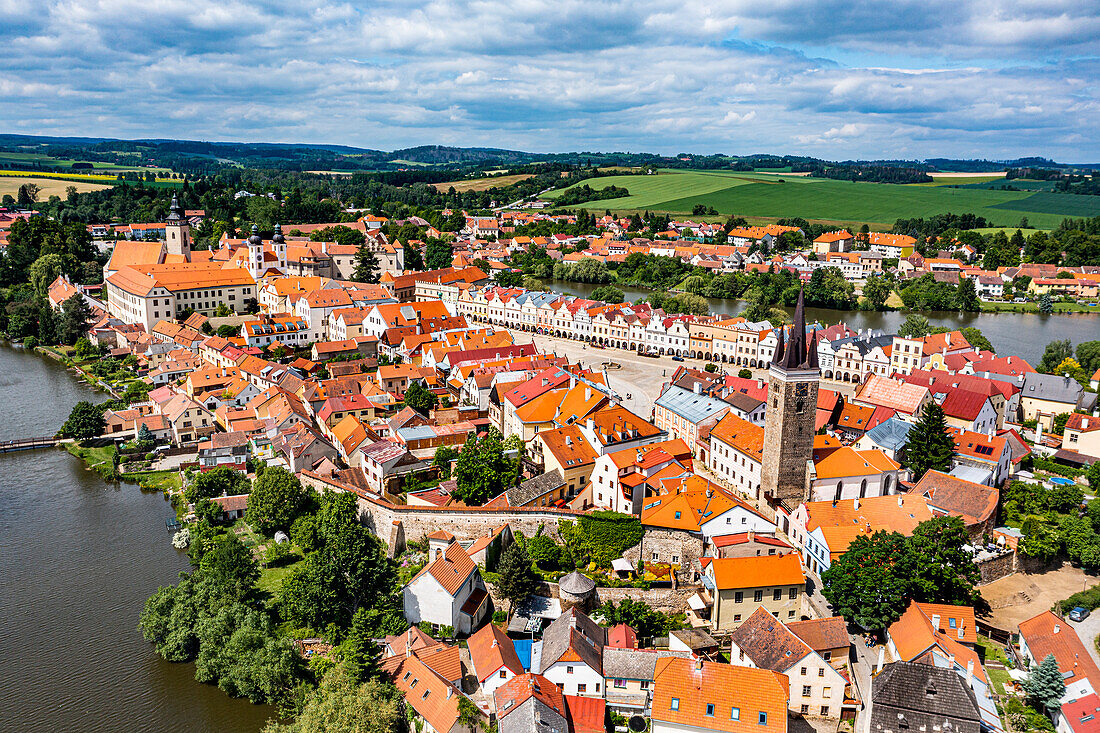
xmin=2 ymin=0 xmax=1098 ymax=161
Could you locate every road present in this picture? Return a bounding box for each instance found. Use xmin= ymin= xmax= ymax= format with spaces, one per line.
xmin=1070 ymin=610 xmax=1100 ymax=671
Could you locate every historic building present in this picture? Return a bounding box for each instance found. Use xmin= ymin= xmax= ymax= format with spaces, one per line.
xmin=761 ymin=288 xmax=820 ymax=510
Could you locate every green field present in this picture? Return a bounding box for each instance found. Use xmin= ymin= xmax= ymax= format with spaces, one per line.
xmin=546 ymin=170 xmax=1100 ymax=228
xmin=0 ymin=150 xmax=170 ymax=173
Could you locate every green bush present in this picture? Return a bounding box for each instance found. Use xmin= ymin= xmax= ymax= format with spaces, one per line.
xmin=1059 ymin=585 xmax=1100 ymax=614
xmin=560 ymin=512 xmax=643 ymax=568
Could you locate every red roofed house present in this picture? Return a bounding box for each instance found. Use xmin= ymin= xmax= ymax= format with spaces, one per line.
xmin=469 ymin=623 xmax=523 ymax=699
xmin=651 ymin=657 xmax=789 ymax=733
xmin=403 ymin=539 xmax=489 ymax=635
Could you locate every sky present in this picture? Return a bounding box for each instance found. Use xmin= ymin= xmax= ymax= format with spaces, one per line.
xmin=2 ymin=0 xmax=1099 ymax=161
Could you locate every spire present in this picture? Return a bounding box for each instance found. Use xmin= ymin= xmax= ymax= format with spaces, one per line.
xmin=805 ymin=328 xmax=819 ymax=369
xmin=272 ymin=222 xmax=285 ymax=244
xmin=168 ymin=193 xmax=184 ymax=221
xmin=771 ymin=327 xmax=785 ymax=365
xmin=248 ymin=224 xmax=262 ymax=246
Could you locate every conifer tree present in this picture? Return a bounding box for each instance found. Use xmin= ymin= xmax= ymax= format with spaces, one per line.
xmin=496 ymin=542 xmax=536 ymax=613
xmin=902 ymin=402 xmax=956 ymax=481
xmin=1026 ymin=653 xmax=1065 ymax=712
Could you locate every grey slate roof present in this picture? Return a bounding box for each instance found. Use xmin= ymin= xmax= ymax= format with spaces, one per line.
xmin=499 ymin=698 xmax=568 ymax=733
xmin=863 ymin=417 xmax=914 ymax=453
xmin=558 ymin=570 xmax=596 ymax=595
xmin=505 ymin=469 xmax=565 ymax=506
xmin=654 ymin=384 xmax=729 ymax=425
xmin=601 ymin=648 xmax=692 ymax=681
xmin=871 ymin=661 xmax=981 ymax=733
xmin=538 ymin=608 xmax=605 ymax=674
xmin=1022 ymin=372 xmax=1085 ymax=406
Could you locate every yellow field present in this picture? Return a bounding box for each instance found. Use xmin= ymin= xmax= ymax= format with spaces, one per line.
xmin=432 ymin=173 xmax=534 ymax=192
xmin=0 ymin=176 xmax=113 ymax=199
xmin=0 ymin=169 xmax=175 ymax=183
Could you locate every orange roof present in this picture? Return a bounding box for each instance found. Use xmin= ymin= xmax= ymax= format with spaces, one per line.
xmin=1019 ymin=611 xmax=1100 ymax=692
xmin=708 ymin=413 xmax=763 ymax=459
xmin=708 ymin=553 xmax=804 ymax=590
xmin=420 ymin=541 xmax=476 ymax=596
xmin=803 ymin=494 xmax=933 ymax=557
xmin=812 ymin=446 xmax=899 ymax=480
xmin=642 ymin=480 xmax=766 ymax=532
xmin=887 ymin=601 xmax=987 ymax=683
xmin=468 ymin=624 xmax=523 ymax=682
xmin=651 ymin=657 xmax=788 ymax=733
xmin=915 ymin=602 xmax=977 ymax=645
xmin=107 ymin=240 xmax=163 ymax=270
xmin=536 ymin=425 xmax=598 ymax=469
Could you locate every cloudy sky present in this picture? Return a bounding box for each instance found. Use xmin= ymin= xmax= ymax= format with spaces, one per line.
xmin=2 ymin=0 xmax=1098 ymax=160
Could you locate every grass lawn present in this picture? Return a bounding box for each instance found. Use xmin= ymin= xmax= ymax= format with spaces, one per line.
xmin=66 ymin=442 xmax=117 ymax=478
xmin=981 ymin=301 xmax=1100 ymax=314
xmin=258 ymin=557 xmax=304 ymax=596
xmin=120 ymin=469 xmax=181 ymax=492
xmin=976 ymin=636 xmax=1016 ymax=695
xmin=548 ymin=169 xmax=1100 ymax=228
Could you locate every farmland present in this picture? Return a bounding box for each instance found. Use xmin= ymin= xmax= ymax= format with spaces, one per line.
xmin=545 ymin=169 xmax=1100 ymax=228
xmin=0 ymin=175 xmax=113 ymax=200
xmin=433 ymin=173 xmax=534 ymax=192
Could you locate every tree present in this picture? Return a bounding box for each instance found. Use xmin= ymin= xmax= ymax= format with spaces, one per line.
xmin=187 ymin=466 xmax=251 ymax=504
xmin=246 ymin=467 xmax=308 ymax=535
xmin=1088 ymin=462 xmax=1100 ymax=496
xmin=403 ymin=242 xmax=425 ymax=271
xmin=1039 ymin=293 xmax=1054 ymax=314
xmin=403 ymin=381 xmax=438 ymax=415
xmin=1054 ymin=358 xmax=1088 ymax=384
xmin=496 ymin=542 xmax=537 ymax=612
xmin=74 ymin=336 xmax=96 ymax=359
xmin=425 ymin=238 xmax=453 ymax=270
xmin=896 ymin=313 xmax=931 ymax=338
xmin=310 ymin=226 xmax=366 ymax=248
xmin=597 ymin=598 xmax=678 ymax=637
xmin=431 ymin=446 xmax=459 ymax=479
xmin=59 ymin=294 xmax=92 ymax=345
xmin=452 ymin=429 xmax=512 ymax=505
xmin=353 ymin=243 xmax=380 ymax=283
xmin=590 ymin=285 xmax=625 ymax=303
xmin=122 ymin=380 xmax=149 ymax=404
xmin=862 ymin=273 xmax=891 ymax=310
xmin=29 ymin=253 xmax=65 ymax=296
xmin=960 ymin=327 xmax=993 ymax=353
xmin=339 ymin=607 xmax=383 ymax=683
xmin=1076 ymin=341 xmax=1100 ymax=375
xmin=265 ymin=666 xmax=405 ymax=733
xmin=137 ymin=423 xmax=154 ymax=444
xmin=906 ymin=516 xmax=981 ymax=606
xmin=17 ymin=181 xmax=40 ymax=208
xmin=199 ymin=532 xmax=260 ymax=601
xmin=1026 ymin=653 xmax=1066 ymax=713
xmin=902 ymin=403 xmax=956 ymax=481
xmin=60 ymin=400 xmax=105 ymax=440
xmin=821 ymin=531 xmax=913 ymax=630
xmin=1038 ymin=340 xmax=1074 ymax=373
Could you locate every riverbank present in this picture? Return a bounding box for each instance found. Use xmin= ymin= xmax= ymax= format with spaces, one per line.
xmin=0 ymin=343 xmax=275 ymax=733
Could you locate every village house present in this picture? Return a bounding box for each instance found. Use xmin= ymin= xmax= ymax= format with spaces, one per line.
xmin=651 ymin=657 xmax=789 ymax=733
xmin=403 ymin=539 xmax=490 ymax=635
xmin=701 ymin=553 xmax=805 ymax=630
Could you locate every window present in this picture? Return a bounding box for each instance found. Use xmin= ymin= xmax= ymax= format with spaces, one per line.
xmin=789 ymin=588 xmax=797 ymax=600
xmin=734 ymin=614 xmax=741 ymax=622
xmin=758 ymin=712 xmax=767 ymax=725
xmin=754 ymin=590 xmax=763 ymax=603
xmin=672 ymin=555 xmax=679 ymax=564
xmin=652 ymin=552 xmax=659 ymax=561
xmin=788 ymin=610 xmax=796 ymax=618
xmin=734 ymin=592 xmax=743 ymax=603
xmin=578 ymin=684 xmax=586 ymax=693
xmin=802 ymin=686 xmax=811 ymax=697
xmin=773 ymin=589 xmax=782 ymax=601
xmin=823 ymin=687 xmax=831 ymax=696
xmin=706 ymin=704 xmax=715 ymax=717
xmin=566 ymin=666 xmax=574 ymax=675
xmin=800 ymin=667 xmax=807 ymax=676
xmin=596 ymin=684 xmax=600 ymax=692
xmin=822 ymin=651 xmax=832 ymax=662
xmin=640 ymin=681 xmax=649 ymax=690
xmin=800 ymin=705 xmax=809 ymax=714
xmin=671 ymin=698 xmax=680 ymax=711
xmin=500 ymin=670 xmax=508 ymax=679
xmin=614 ymin=679 xmax=626 ymax=689
xmin=730 ymin=707 xmax=740 ymax=720
xmin=820 ymin=706 xmax=829 ymax=717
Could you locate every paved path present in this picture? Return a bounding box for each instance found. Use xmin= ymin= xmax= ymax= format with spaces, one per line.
xmin=1070 ymin=610 xmax=1100 ymax=671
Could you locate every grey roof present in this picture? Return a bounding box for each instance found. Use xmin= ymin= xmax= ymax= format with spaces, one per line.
xmin=654 ymin=384 xmax=730 ymax=424
xmin=1022 ymin=372 xmax=1084 ymax=406
xmin=558 ymin=570 xmax=596 ymax=595
xmin=538 ymin=608 xmax=605 ymax=674
xmin=863 ymin=417 xmax=914 ymax=452
xmin=506 ymin=469 xmax=565 ymax=506
xmin=669 ymin=627 xmax=719 ymax=651
xmin=499 ymin=698 xmax=567 ymax=733
xmin=831 ymin=333 xmax=893 ymax=357
xmin=871 ymin=662 xmax=980 ymax=733
xmin=723 ymin=390 xmax=764 ymax=413
xmin=602 ymin=648 xmax=659 ymax=681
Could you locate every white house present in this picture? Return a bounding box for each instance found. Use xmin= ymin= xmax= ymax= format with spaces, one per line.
xmin=403 ymin=541 xmax=489 ymax=635
xmin=535 ymin=608 xmax=606 ymax=698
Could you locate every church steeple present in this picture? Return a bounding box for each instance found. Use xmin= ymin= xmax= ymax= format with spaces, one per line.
xmin=165 ymin=192 xmax=190 ymax=258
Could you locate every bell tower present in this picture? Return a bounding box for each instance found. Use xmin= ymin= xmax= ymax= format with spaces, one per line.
xmin=247 ymin=225 xmax=264 ymax=280
xmin=760 ymin=286 xmax=820 ymax=510
xmin=165 ymin=193 xmax=191 ymax=258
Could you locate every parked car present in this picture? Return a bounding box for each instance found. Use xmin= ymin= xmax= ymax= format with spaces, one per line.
xmin=671 ymin=355 xmax=684 ymax=362
xmin=1070 ymin=607 xmax=1090 ymax=622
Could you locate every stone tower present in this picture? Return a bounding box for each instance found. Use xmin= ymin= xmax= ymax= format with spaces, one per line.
xmin=247 ymin=225 xmax=264 ymax=280
xmin=271 ymin=223 xmax=287 ymax=272
xmin=165 ymin=193 xmax=191 ymax=258
xmin=760 ymin=286 xmax=820 ymax=510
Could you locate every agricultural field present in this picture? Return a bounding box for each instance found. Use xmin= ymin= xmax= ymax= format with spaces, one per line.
xmin=432 ymin=173 xmax=534 ymax=192
xmin=546 ymin=169 xmax=1100 ymax=228
xmin=0 ymin=175 xmax=112 ymax=199
xmin=0 ymin=150 xmax=169 ymax=173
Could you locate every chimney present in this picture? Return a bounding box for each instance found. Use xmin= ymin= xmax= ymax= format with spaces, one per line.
xmin=693 ymin=381 xmax=702 ymax=395
xmin=587 ymin=418 xmax=595 ymax=432
xmin=853 ymin=497 xmax=860 ymax=510
xmin=570 ymin=375 xmax=577 ymax=389
xmin=898 ymin=495 xmax=904 ymax=507
xmin=931 ymin=614 xmax=940 ymax=629
xmin=748 ymin=529 xmax=755 ymax=542
xmin=585 ymin=387 xmax=592 ymax=401
xmin=695 ymin=659 xmax=704 ymax=671
xmin=756 ymin=378 xmax=764 ymax=389
xmin=966 ymin=659 xmax=974 ymax=686
xmin=1054 ymin=624 xmax=1061 ymax=634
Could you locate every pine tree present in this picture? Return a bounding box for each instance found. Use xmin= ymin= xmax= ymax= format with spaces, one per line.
xmin=1026 ymin=653 xmax=1066 ymax=712
xmin=496 ymin=542 xmax=536 ymax=613
xmin=340 ymin=608 xmax=381 ymax=683
xmin=1039 ymin=293 xmax=1054 ymax=314
xmin=353 ymin=243 xmax=380 ymax=283
xmin=902 ymin=402 xmax=956 ymax=481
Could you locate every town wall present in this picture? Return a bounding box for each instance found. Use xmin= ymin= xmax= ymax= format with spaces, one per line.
xmin=975 ymin=550 xmax=1018 ymax=585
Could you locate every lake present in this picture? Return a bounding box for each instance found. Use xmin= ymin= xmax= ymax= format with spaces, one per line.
xmin=0 ymin=344 xmax=273 ymax=733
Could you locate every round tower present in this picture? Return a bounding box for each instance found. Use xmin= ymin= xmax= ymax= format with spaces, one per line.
xmin=247 ymin=225 xmax=264 ymax=280
xmin=558 ymin=570 xmax=597 ymax=612
xmin=272 ymin=223 xmax=287 ymax=272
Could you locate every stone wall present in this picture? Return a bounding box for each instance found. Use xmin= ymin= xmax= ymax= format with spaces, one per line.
xmin=302 ymin=471 xmax=585 ymax=547
xmin=976 ymin=550 xmax=1017 ymax=585
xmin=622 ymin=528 xmax=704 ymax=584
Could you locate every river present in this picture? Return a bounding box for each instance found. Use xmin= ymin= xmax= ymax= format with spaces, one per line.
xmin=0 ymin=345 xmax=273 ymax=733
xmin=546 ymin=281 xmax=1100 ymax=366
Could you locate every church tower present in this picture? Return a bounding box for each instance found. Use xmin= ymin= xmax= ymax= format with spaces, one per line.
xmin=165 ymin=193 xmax=191 ymax=258
xmin=247 ymin=225 xmax=264 ymax=280
xmin=760 ymin=286 xmax=820 ymax=510
xmin=272 ymin=223 xmax=287 ymax=273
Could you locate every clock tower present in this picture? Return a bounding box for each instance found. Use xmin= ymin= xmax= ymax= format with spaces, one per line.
xmin=760 ymin=286 xmax=820 ymax=510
